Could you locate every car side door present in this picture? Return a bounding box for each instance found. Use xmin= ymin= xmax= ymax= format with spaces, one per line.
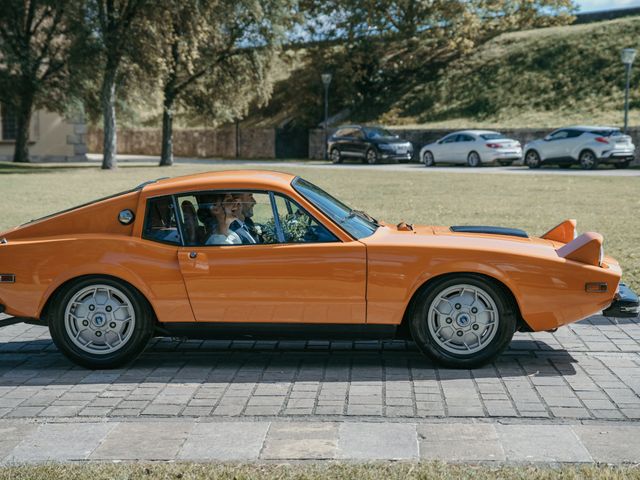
xmin=175 ymin=190 xmax=367 ymax=325
xmin=563 ymin=130 xmax=586 ymax=160
xmin=351 ymin=127 xmax=368 ymax=158
xmin=457 ymin=134 xmax=476 ymax=162
xmin=436 ymin=134 xmax=460 ymax=162
xmin=542 ymin=129 xmax=570 ymax=160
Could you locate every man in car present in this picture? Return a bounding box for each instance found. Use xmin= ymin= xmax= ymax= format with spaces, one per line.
xmin=230 ymin=192 xmax=259 ymax=244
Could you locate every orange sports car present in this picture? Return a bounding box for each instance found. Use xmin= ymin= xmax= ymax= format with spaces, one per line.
xmin=0 ymin=170 xmax=637 ymax=369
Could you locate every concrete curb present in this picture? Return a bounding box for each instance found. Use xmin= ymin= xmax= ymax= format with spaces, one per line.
xmin=1 ymin=419 xmax=639 ymax=465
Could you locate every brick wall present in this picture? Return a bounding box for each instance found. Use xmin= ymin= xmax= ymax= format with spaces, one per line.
xmin=309 ymin=127 xmax=640 ymax=166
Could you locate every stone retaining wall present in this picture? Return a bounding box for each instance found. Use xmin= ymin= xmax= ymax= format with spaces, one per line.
xmin=87 ymin=127 xmax=275 ymax=159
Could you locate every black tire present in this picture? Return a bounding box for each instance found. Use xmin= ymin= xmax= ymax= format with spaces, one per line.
xmin=578 ymin=150 xmax=598 ymax=170
xmin=330 ymin=148 xmax=342 ymax=164
xmin=467 ymin=151 xmax=481 ymax=167
xmin=497 ymin=160 xmax=512 ymax=167
xmin=365 ymin=148 xmax=378 ymax=165
xmin=422 ymin=150 xmax=435 ymax=167
xmin=525 ymin=150 xmax=541 ymax=169
xmin=409 ymin=274 xmax=517 ymax=369
xmin=614 ymin=161 xmax=630 ymax=169
xmin=48 ymin=276 xmax=155 ymax=369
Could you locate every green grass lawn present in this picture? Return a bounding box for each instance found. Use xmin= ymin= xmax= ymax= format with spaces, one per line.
xmin=1 ymin=162 xmax=638 ymax=289
xmin=2 ymin=463 xmax=640 ymax=480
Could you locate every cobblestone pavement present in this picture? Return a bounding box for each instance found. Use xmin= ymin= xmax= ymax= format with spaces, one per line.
xmin=0 ymin=314 xmax=639 ymax=422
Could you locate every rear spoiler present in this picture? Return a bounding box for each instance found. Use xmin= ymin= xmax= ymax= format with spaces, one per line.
xmin=542 ymin=219 xmax=577 ymax=243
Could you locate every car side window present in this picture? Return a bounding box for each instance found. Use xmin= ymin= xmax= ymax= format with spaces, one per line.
xmin=273 ymin=194 xmax=339 ymax=244
xmin=352 ymin=129 xmax=364 ymax=140
xmin=441 ymin=135 xmax=458 ymax=144
xmin=460 ymin=134 xmax=474 ymax=142
xmin=549 ymin=130 xmax=569 ymax=140
xmin=175 ymin=191 xmax=278 ymax=246
xmin=566 ymin=130 xmax=583 ymax=138
xmin=335 ymin=128 xmax=349 ymax=138
xmin=143 ymin=196 xmax=181 ymax=245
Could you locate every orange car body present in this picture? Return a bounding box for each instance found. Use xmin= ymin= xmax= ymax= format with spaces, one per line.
xmin=0 ymin=170 xmax=623 ymax=334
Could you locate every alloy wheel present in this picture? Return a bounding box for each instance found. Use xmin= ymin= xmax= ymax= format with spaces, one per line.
xmin=64 ymin=284 xmax=137 ymax=355
xmin=423 ymin=151 xmax=435 ymax=167
xmin=426 ymin=284 xmax=499 ymax=355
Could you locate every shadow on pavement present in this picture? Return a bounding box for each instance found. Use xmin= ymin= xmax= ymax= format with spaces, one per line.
xmin=0 ymin=338 xmax=578 ymax=387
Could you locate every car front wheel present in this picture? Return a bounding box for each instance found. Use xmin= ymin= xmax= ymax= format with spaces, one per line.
xmin=579 ymin=150 xmax=598 ymax=170
xmin=409 ymin=274 xmax=517 ymax=368
xmin=330 ymin=148 xmax=342 ymax=164
xmin=422 ymin=151 xmax=435 ymax=167
xmin=525 ymin=150 xmax=541 ymax=169
xmin=365 ymin=148 xmax=378 ymax=165
xmin=48 ymin=276 xmax=154 ymax=369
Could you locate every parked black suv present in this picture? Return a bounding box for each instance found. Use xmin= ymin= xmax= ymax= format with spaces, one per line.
xmin=327 ymin=125 xmax=413 ymax=164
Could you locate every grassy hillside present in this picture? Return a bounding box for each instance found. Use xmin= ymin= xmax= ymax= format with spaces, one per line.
xmin=248 ymin=16 xmax=640 ymax=129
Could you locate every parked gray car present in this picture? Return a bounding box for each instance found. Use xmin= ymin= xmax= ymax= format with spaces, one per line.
xmin=524 ymin=126 xmax=636 ymax=170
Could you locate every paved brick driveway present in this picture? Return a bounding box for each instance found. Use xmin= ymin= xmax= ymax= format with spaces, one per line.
xmin=0 ymin=314 xmax=638 ymax=422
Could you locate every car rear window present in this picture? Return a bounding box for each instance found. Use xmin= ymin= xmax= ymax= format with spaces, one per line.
xmin=589 ymin=129 xmax=622 ymax=137
xmin=479 ymin=133 xmax=505 ymax=140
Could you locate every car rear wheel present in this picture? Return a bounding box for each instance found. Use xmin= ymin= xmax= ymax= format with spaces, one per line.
xmin=48 ymin=277 xmax=154 ymax=369
xmin=467 ymin=151 xmax=481 ymax=167
xmin=579 ymin=150 xmax=598 ymax=170
xmin=525 ymin=150 xmax=541 ymax=169
xmin=409 ymin=275 xmax=517 ymax=368
xmin=330 ymin=148 xmax=342 ymax=164
xmin=614 ymin=161 xmax=630 ymax=169
xmin=365 ymin=148 xmax=378 ymax=165
xmin=422 ymin=151 xmax=435 ymax=167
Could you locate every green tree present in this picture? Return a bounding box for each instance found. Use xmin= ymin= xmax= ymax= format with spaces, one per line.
xmin=297 ymin=0 xmax=575 ymax=122
xmin=0 ymin=0 xmax=82 ymax=163
xmin=155 ymin=0 xmax=294 ymax=166
xmin=85 ymin=0 xmax=154 ymax=170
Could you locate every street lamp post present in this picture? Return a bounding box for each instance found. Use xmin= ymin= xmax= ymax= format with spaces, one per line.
xmin=321 ymin=73 xmax=332 ymax=160
xmin=621 ymin=48 xmax=636 ymax=135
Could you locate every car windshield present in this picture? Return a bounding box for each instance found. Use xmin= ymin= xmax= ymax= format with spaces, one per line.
xmin=590 ymin=129 xmax=622 ymax=137
xmin=292 ymin=177 xmax=378 ymax=239
xmin=479 ymin=133 xmax=505 ymax=140
xmin=364 ymin=127 xmax=395 ymax=139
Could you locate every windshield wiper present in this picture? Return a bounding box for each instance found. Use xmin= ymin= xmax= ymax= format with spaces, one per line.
xmin=341 ymin=209 xmax=379 ymax=227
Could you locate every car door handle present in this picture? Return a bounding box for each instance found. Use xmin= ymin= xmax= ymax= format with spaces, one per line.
xmin=178 ymin=251 xmax=209 ymax=274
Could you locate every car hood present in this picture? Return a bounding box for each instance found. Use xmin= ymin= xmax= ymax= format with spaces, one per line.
xmin=363 ymin=222 xmax=561 ymax=258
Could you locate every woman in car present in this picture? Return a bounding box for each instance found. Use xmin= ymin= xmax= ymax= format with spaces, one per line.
xmin=205 ymin=193 xmax=242 ymax=245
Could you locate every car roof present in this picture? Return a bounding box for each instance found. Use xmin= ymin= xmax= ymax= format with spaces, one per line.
xmin=141 ymin=170 xmax=296 ymax=196
xmin=559 ymin=125 xmax=620 ymax=131
xmin=454 ymin=130 xmax=503 ymax=136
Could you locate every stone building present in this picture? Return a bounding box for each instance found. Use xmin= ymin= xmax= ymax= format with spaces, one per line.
xmin=0 ymin=105 xmax=88 ymax=162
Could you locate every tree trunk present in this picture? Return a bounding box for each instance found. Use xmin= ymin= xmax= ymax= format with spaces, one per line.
xmin=159 ymin=89 xmax=175 ymax=167
xmin=101 ymin=66 xmax=118 ymax=170
xmin=12 ymin=91 xmax=34 ymax=163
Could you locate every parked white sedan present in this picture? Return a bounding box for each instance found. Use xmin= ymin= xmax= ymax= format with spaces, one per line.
xmin=419 ymin=130 xmax=522 ymax=167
